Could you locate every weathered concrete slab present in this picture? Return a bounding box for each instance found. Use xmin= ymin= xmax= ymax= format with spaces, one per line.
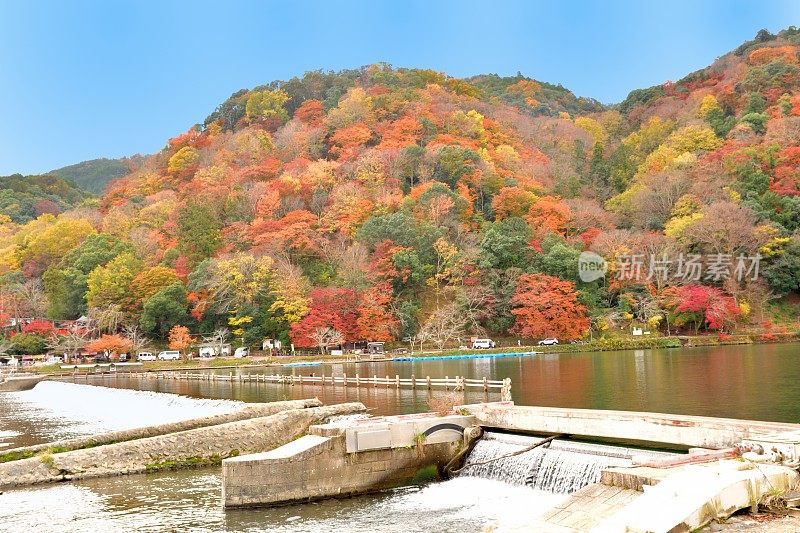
xmin=0 ymin=402 xmax=365 ymax=489
xmin=344 ymin=413 xmax=474 ymax=452
xmin=223 ymin=415 xmax=471 ymax=508
xmin=600 ymin=466 xmax=672 ymax=491
xmin=2 ymin=398 xmax=323 ymax=458
xmin=463 ymin=402 xmax=800 ymax=449
xmin=593 ymin=460 xmax=799 ymax=533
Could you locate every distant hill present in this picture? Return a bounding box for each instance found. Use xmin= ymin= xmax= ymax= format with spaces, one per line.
xmin=0 ymin=173 xmax=91 ymax=223
xmin=49 ymin=158 xmax=131 ymax=194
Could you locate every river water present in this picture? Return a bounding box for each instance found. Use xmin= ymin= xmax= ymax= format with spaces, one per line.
xmin=1 ymin=343 xmax=798 ymax=532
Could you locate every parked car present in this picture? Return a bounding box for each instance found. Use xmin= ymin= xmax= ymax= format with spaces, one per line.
xmin=157 ymin=350 xmax=181 ymax=361
xmin=137 ymin=352 xmax=156 ymax=361
xmin=538 ymin=338 xmax=559 ymax=346
xmin=94 ymin=354 xmax=110 ymax=363
xmin=118 ymin=353 xmax=129 ymax=362
xmin=199 ymin=347 xmax=215 ymax=359
xmin=233 ymin=347 xmax=249 ymax=358
xmin=472 ymin=338 xmax=496 ymax=349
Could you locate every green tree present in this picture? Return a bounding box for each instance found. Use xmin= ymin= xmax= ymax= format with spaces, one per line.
xmin=43 ymin=267 xmax=87 ymax=319
xmin=140 ymin=282 xmax=189 ymax=338
xmin=744 ymin=92 xmax=767 ymax=114
xmin=763 ymin=236 xmax=800 ymax=295
xmin=433 ymin=146 xmax=481 ymax=189
xmin=62 ymin=233 xmax=133 ymax=273
xmin=85 ymin=252 xmax=142 ymax=309
xmin=9 ymin=333 xmax=47 ymax=355
xmin=176 ymin=202 xmax=222 ymax=265
xmin=478 ymin=217 xmax=533 ymax=270
xmin=43 ymin=234 xmax=133 ymax=319
xmin=740 ymin=112 xmax=769 ymax=134
xmin=245 ymin=89 xmax=290 ymax=124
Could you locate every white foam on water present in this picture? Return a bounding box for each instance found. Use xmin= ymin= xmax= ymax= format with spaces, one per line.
xmin=461 ymin=436 xmax=633 ymax=494
xmin=386 ymin=476 xmax=568 ymax=529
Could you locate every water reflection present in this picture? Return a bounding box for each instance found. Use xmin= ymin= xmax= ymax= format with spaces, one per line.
xmin=78 ymin=342 xmax=800 ymax=422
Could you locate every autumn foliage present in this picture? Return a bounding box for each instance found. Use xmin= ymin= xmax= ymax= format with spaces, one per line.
xmin=85 ymin=334 xmax=133 ymax=356
xmin=2 ymin=30 xmax=800 ymax=353
xmin=510 ymin=274 xmax=589 ymax=340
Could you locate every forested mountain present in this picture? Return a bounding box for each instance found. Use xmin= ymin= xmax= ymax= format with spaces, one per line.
xmin=49 ymin=157 xmax=133 ymax=194
xmin=2 ymin=28 xmax=800 ymax=352
xmin=0 ymin=173 xmax=91 ymax=224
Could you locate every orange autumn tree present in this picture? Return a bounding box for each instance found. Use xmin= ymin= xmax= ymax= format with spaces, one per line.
xmin=356 ymin=282 xmax=399 ymax=341
xmin=526 ymin=196 xmax=571 ymax=235
xmin=85 ymin=334 xmax=133 ymax=357
xmin=510 ymin=273 xmax=588 ymax=340
xmin=492 ymin=186 xmax=538 ymax=220
xmin=168 ymin=325 xmax=192 ymax=354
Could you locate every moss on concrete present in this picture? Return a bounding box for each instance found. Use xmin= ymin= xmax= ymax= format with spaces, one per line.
xmin=145 ymin=454 xmax=223 ymax=472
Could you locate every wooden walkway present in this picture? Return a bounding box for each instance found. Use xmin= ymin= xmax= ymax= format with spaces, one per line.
xmin=55 ymin=370 xmax=512 ymax=398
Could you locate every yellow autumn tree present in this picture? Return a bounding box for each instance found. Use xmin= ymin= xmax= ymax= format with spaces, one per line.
xmin=640 ymin=125 xmax=723 ymax=175
xmin=269 ymin=262 xmax=310 ymax=324
xmin=324 ymin=87 xmax=374 ymax=130
xmin=16 ymin=216 xmax=96 ymax=271
xmin=168 ymin=146 xmax=200 ymax=174
xmin=245 ymin=89 xmax=289 ymax=123
xmin=697 ymin=94 xmax=723 ymax=119
xmin=575 ymin=116 xmax=607 ymax=145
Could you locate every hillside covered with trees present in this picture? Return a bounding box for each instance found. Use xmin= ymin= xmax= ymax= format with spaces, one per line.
xmin=2 ymin=28 xmax=800 ymax=355
xmin=49 ymin=157 xmax=134 ymax=194
xmin=0 ymin=173 xmax=91 ymax=224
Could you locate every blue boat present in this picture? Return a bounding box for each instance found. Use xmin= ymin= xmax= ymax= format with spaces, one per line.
xmin=392 ymin=351 xmax=539 ymax=362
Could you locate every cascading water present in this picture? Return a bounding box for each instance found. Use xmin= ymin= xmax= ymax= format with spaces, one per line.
xmin=460 ymin=432 xmax=674 ymax=494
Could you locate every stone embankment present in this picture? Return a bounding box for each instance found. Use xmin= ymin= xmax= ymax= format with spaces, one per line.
xmin=2 ymin=398 xmax=322 ymax=459
xmin=0 ymin=401 xmax=365 ymax=489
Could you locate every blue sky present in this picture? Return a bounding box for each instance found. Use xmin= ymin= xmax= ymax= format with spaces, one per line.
xmin=1 ymin=0 xmax=798 ymax=176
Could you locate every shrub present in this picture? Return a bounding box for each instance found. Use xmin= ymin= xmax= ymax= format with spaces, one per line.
xmin=9 ymin=333 xmax=47 ymax=355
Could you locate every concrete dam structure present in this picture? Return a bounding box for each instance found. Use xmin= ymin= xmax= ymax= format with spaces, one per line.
xmin=222 ymin=401 xmax=800 ymax=532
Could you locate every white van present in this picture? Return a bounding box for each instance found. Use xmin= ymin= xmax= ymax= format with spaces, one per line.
xmin=157 ymin=350 xmax=181 ymax=361
xmin=233 ymin=347 xmax=249 ymax=358
xmin=472 ymin=338 xmax=496 ymax=349
xmin=137 ymin=352 xmax=156 ymax=361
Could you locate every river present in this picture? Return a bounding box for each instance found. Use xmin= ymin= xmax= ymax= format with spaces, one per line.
xmin=1 ymin=342 xmax=798 ymax=532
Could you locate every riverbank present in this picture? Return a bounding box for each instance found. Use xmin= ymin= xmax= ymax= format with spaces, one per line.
xmin=25 ymin=333 xmax=800 ymax=376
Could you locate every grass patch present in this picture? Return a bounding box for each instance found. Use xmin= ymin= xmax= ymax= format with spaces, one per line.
xmin=0 ymin=450 xmax=35 ymax=463
xmin=409 ymin=465 xmax=439 ymax=484
xmin=39 ymin=451 xmax=55 ymax=468
xmin=144 ymin=454 xmax=225 ymax=473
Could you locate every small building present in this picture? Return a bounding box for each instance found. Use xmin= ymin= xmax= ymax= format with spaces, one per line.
xmin=367 ymin=342 xmax=385 ymax=357
xmin=262 ymin=338 xmax=283 ymax=351
xmin=198 ymin=343 xmax=231 ymax=357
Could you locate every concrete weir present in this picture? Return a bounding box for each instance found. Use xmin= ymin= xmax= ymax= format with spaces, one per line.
xmin=465 ymin=401 xmax=800 ymax=448
xmin=222 ymin=413 xmax=475 ymax=508
xmin=0 ymin=400 xmax=365 ymax=489
xmin=460 ymin=403 xmax=800 ymax=532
